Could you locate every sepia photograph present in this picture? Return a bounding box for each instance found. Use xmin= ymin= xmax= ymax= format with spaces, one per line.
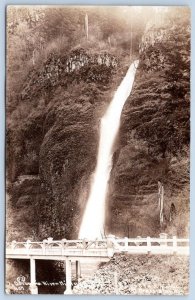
xmin=5 ymin=5 xmax=190 ymax=295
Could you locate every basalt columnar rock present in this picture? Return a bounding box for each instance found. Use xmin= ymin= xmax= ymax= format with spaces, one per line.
xmin=21 ymin=48 xmax=118 ymax=101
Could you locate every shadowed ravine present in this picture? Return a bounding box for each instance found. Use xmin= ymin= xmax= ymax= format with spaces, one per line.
xmin=79 ymin=60 xmax=139 ymax=239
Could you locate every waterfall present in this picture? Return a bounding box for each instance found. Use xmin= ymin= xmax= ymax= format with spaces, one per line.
xmin=79 ymin=60 xmax=139 ymax=239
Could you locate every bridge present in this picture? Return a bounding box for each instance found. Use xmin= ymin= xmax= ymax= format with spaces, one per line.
xmin=6 ymin=235 xmax=189 ymax=294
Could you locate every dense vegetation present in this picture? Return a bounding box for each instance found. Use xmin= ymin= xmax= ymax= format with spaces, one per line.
xmin=6 ymin=6 xmax=190 ymax=241
xmin=107 ymin=8 xmax=190 ymax=238
xmin=6 ymin=6 xmax=151 ymax=241
xmin=7 ymin=6 xmax=149 ymax=116
xmin=74 ymin=254 xmax=189 ymax=295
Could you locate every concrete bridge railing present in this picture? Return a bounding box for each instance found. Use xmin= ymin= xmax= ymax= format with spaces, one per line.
xmin=6 ymin=235 xmax=189 ymax=257
xmin=6 ymin=235 xmax=189 ymax=294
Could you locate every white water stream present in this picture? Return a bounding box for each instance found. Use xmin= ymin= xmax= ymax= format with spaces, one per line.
xmin=79 ymin=60 xmax=139 ymax=239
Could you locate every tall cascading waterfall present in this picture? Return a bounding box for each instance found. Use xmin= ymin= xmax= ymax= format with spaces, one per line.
xmin=79 ymin=60 xmax=139 ymax=239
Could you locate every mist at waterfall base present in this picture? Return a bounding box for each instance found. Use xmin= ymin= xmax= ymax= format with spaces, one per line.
xmin=79 ymin=60 xmax=139 ymax=239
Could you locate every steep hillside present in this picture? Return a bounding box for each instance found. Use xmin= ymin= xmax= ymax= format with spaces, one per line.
xmin=107 ymin=11 xmax=190 ymax=238
xmin=74 ymin=253 xmax=189 ymax=295
xmin=7 ymin=48 xmax=130 ymax=240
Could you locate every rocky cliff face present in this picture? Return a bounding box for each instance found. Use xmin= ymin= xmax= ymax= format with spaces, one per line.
xmin=106 ymin=17 xmax=190 ymax=238
xmin=21 ymin=49 xmax=118 ymax=101
xmin=7 ymin=15 xmax=190 ymax=242
xmin=7 ymin=47 xmax=128 ymax=240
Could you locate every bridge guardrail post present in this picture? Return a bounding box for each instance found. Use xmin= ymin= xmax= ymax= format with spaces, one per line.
xmin=11 ymin=240 xmax=16 ymax=250
xmin=43 ymin=240 xmax=47 ymax=255
xmin=61 ymin=239 xmax=67 ymax=255
xmin=60 ymin=241 xmax=63 ymax=255
xmin=95 ymin=239 xmax=98 ymax=248
xmin=26 ymin=240 xmax=31 ymax=255
xmin=82 ymin=239 xmax=87 ymax=254
xmin=147 ymin=236 xmax=151 ymax=254
xmin=173 ymin=236 xmax=177 ymax=254
xmin=124 ymin=237 xmax=128 ymax=251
